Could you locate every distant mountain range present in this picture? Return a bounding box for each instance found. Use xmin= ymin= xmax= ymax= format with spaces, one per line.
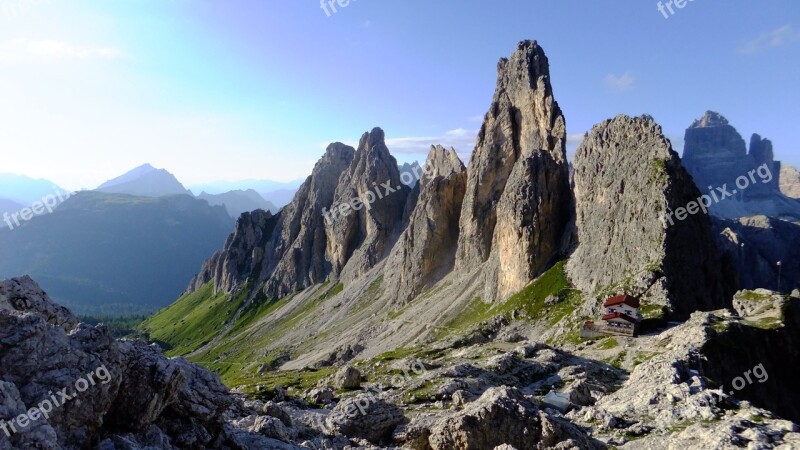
xmin=189 ymin=179 xmax=303 ymax=209
xmin=0 ymin=173 xmax=67 ymax=204
xmin=189 ymin=179 xmax=304 ymax=196
xmin=97 ymin=163 xmax=191 ymax=197
xmin=0 ymin=165 xmax=287 ymax=314
xmin=0 ymin=191 xmax=233 ymax=315
xmin=682 ymin=111 xmax=800 ymax=221
xmin=197 ymin=189 xmax=278 ymax=216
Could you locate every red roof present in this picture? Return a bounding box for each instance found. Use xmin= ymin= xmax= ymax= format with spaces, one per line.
xmin=602 ymin=312 xmax=638 ymax=324
xmin=604 ymin=294 xmax=640 ymax=309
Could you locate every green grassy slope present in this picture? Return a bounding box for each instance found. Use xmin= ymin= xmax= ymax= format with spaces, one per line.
xmin=138 ymin=261 xmax=584 ymax=391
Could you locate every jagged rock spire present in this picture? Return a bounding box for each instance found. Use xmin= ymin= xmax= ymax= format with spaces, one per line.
xmin=383 ymin=145 xmax=467 ymax=305
xmin=456 ymin=40 xmax=572 ymax=300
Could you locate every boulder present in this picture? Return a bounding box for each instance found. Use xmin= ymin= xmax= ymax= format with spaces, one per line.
xmin=334 ymin=366 xmax=362 ymax=390
xmin=326 ymin=394 xmax=405 ymax=443
xmin=428 ymin=386 xmax=599 ymax=450
xmin=306 ymin=387 xmax=335 ymax=405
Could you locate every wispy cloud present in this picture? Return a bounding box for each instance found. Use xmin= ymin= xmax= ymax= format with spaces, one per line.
xmin=603 ymin=72 xmax=635 ymax=92
xmin=331 ymin=128 xmax=585 ymax=163
xmin=329 ymin=128 xmax=479 ymax=159
xmin=740 ymin=25 xmax=800 ymax=55
xmin=0 ymin=39 xmax=123 ymax=63
xmin=385 ymin=128 xmax=477 ymax=158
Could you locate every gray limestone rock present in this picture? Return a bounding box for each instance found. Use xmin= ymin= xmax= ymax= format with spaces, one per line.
xmin=325 ymin=128 xmax=410 ymax=283
xmin=781 ymin=164 xmax=800 ymax=199
xmin=455 ymin=40 xmax=572 ymax=301
xmin=0 ymin=277 xmax=264 ymax=449
xmin=383 ymin=145 xmax=467 ymax=306
xmin=427 ymin=386 xmax=600 ymax=450
xmin=567 ymin=114 xmax=734 ymax=319
xmin=326 ymin=394 xmax=405 ymax=444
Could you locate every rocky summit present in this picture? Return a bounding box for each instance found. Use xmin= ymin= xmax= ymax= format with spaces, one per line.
xmin=567 ymin=114 xmax=735 ymax=320
xmin=5 ymin=40 xmax=800 ymax=450
xmin=682 ymin=111 xmax=800 ymax=220
xmin=455 ymin=40 xmax=572 ymax=302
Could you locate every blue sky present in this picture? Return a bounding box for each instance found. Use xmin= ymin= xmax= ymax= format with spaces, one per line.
xmin=0 ymin=0 xmax=798 ymax=190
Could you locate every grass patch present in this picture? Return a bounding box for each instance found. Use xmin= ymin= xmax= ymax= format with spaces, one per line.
xmin=596 ymin=337 xmax=619 ymax=350
xmin=746 ymin=316 xmax=783 ymax=330
xmin=640 ymin=304 xmax=667 ymax=320
xmin=632 ymin=351 xmax=659 ymax=367
xmin=138 ymin=282 xmax=250 ymax=357
xmin=374 ymin=347 xmax=419 ymax=363
xmin=738 ymin=291 xmax=773 ymax=302
xmin=232 ymin=367 xmax=337 ymax=396
xmin=436 ymin=261 xmax=580 ymax=338
xmin=607 ymin=350 xmax=627 ymax=369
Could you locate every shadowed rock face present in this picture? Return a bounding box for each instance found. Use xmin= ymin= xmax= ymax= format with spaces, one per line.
xmin=262 ymin=142 xmax=355 ymax=298
xmin=383 ymin=145 xmax=467 ymax=306
xmin=683 ymin=111 xmax=752 ymax=194
xmin=714 ymin=215 xmax=800 ymax=293
xmin=188 ymin=209 xmax=278 ymax=295
xmin=187 ymin=143 xmax=354 ymax=299
xmin=456 ymin=40 xmax=572 ymax=301
xmin=682 ymin=111 xmax=800 ymax=220
xmin=567 ymin=115 xmax=734 ymax=320
xmin=325 ymin=128 xmax=410 ymax=283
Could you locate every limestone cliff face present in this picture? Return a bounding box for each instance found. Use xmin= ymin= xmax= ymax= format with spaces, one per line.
xmin=567 ymin=115 xmax=734 ymax=320
xmin=781 ymin=165 xmax=800 ymax=199
xmin=187 ymin=143 xmax=354 ymax=299
xmin=682 ymin=111 xmax=752 ymax=194
xmin=682 ymin=111 xmax=800 ymax=220
xmin=188 ymin=209 xmax=278 ymax=295
xmin=325 ymin=128 xmax=410 ymax=283
xmin=455 ymin=40 xmax=571 ymax=301
xmin=262 ymin=143 xmax=355 ymax=298
xmin=383 ymin=146 xmax=467 ymax=306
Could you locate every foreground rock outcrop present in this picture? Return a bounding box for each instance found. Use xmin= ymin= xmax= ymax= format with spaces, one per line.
xmin=0 ymin=276 xmax=260 ymax=449
xmin=428 ymin=386 xmax=601 ymax=450
xmin=456 ymin=40 xmax=572 ymax=301
xmin=567 ymin=115 xmax=734 ymax=319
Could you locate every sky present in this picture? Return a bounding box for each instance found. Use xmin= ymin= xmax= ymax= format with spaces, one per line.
xmin=0 ymin=0 xmax=798 ymax=191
